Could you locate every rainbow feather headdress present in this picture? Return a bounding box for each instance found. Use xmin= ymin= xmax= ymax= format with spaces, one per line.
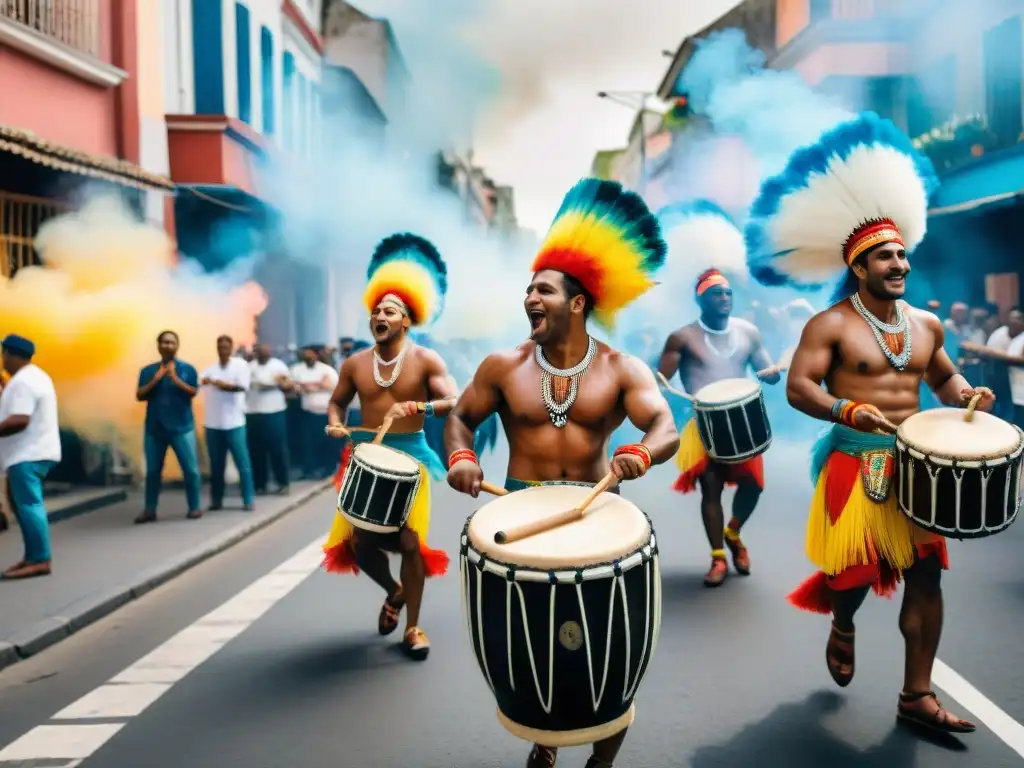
xmin=531 ymin=178 xmax=667 ymax=328
xmin=745 ymin=112 xmax=938 ymax=292
xmin=363 ymin=233 xmax=448 ymax=327
xmin=657 ymin=199 xmax=747 ymax=280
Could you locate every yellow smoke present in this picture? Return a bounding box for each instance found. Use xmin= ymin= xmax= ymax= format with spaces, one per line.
xmin=0 ymin=196 xmax=267 ymax=476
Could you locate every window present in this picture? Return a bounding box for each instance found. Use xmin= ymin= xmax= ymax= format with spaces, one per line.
xmin=260 ymin=27 xmax=275 ymax=135
xmin=809 ymin=0 xmax=832 ymax=23
xmin=906 ymin=55 xmax=956 ymax=137
xmin=984 ymin=15 xmax=1023 ymax=147
xmin=297 ymin=74 xmax=308 ymax=155
xmin=283 ymin=52 xmax=295 ymax=149
xmin=235 ymin=3 xmax=252 ymax=124
xmin=192 ymin=0 xmax=224 ymax=113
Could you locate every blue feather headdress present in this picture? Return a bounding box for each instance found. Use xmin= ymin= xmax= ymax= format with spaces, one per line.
xmin=657 ymin=199 xmax=748 ymax=281
xmin=744 ymin=112 xmax=938 ymax=298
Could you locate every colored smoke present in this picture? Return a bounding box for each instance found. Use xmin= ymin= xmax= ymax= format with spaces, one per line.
xmin=0 ymin=196 xmax=267 ymax=474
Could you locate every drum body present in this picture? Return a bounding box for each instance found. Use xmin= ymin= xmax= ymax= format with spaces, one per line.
xmin=692 ymin=378 xmax=771 ymax=463
xmin=337 ymin=443 xmax=421 ymax=533
xmin=460 ymin=485 xmax=661 ymax=747
xmin=895 ymin=408 xmax=1024 ymax=539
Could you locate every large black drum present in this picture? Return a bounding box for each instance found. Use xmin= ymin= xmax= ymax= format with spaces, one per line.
xmin=692 ymin=378 xmax=772 ymax=463
xmin=460 ymin=484 xmax=661 ymax=747
xmin=895 ymin=407 xmax=1024 ymax=539
xmin=337 ymin=443 xmax=421 ymax=533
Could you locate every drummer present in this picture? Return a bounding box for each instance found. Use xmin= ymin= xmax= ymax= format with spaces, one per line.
xmin=445 ymin=178 xmax=679 ymax=768
xmin=657 ymin=253 xmax=782 ymax=585
xmin=322 ymin=233 xmax=457 ymax=661
xmin=746 ymin=112 xmax=992 ymax=733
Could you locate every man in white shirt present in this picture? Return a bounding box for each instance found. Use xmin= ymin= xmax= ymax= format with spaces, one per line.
xmin=0 ymin=335 xmax=61 ymax=579
xmin=200 ymin=335 xmax=255 ymax=511
xmin=290 ymin=345 xmax=339 ymax=479
xmin=246 ymin=343 xmax=292 ymax=494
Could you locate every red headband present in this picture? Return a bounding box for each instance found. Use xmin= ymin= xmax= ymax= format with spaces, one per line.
xmin=696 ymin=272 xmax=730 ymax=296
xmin=844 ymin=219 xmax=904 ymax=265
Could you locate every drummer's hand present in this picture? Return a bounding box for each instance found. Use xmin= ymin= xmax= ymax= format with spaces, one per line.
xmin=325 ymin=424 xmax=349 ymax=439
xmin=756 ymin=365 xmax=782 ymax=384
xmin=385 ymin=401 xmax=419 ymax=422
xmin=850 ymin=404 xmax=896 ymax=434
xmin=447 ymin=459 xmax=483 ymax=498
xmin=961 ymin=386 xmax=995 ymax=412
xmin=610 ymin=452 xmax=647 ymax=482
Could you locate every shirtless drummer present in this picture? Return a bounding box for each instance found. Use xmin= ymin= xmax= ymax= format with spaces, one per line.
xmin=322 ymin=233 xmax=457 ymax=660
xmin=657 ymin=203 xmax=782 ymax=587
xmin=746 ymin=112 xmax=990 ymax=733
xmin=445 ymin=178 xmax=679 ymax=768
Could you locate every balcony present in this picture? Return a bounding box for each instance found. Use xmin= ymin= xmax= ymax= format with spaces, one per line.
xmin=0 ymin=0 xmax=99 ymax=58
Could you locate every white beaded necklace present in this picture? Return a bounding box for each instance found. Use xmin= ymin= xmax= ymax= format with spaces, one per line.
xmin=699 ymin=317 xmax=738 ymax=358
xmin=535 ymin=337 xmax=597 ymax=428
xmin=373 ymin=343 xmax=409 ymax=388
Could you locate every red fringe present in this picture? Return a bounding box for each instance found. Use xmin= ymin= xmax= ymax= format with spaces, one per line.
xmin=787 ymin=540 xmax=951 ymax=615
xmin=672 ymin=455 xmax=765 ymax=495
xmin=320 ymin=540 xmax=450 ymax=577
xmin=786 ymin=571 xmax=831 ymax=614
xmin=332 ymin=442 xmax=354 ymax=493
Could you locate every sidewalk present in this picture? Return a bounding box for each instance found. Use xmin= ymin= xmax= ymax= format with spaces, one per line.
xmin=0 ymin=479 xmax=333 ymax=670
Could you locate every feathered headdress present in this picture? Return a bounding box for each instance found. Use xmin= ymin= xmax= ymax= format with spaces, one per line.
xmin=658 ymin=199 xmax=747 ymax=280
xmin=745 ymin=112 xmax=938 ymax=294
xmin=531 ymin=178 xmax=666 ymax=328
xmin=363 ymin=233 xmax=448 ymax=326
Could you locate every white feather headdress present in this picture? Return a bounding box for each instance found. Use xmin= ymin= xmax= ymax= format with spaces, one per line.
xmin=745 ymin=112 xmax=938 ymax=292
xmin=657 ymin=199 xmax=747 ymax=283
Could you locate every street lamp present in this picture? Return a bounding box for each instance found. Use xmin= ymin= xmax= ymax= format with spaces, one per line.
xmin=597 ymin=90 xmax=656 ymax=192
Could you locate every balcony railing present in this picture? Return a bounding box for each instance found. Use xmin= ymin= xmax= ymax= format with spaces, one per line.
xmin=0 ymin=0 xmax=99 ymax=58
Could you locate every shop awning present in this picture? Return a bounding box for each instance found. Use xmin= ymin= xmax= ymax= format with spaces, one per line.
xmin=929 ymin=143 xmax=1024 ymax=217
xmin=0 ymin=125 xmax=174 ymax=192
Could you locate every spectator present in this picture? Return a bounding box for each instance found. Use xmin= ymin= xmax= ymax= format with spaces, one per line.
xmin=0 ymin=335 xmax=60 ymax=579
xmin=290 ymin=345 xmax=339 ymax=479
xmin=135 ymin=330 xmax=202 ymax=523
xmin=201 ymin=335 xmax=255 ymax=512
xmin=246 ymin=343 xmax=292 ymax=495
xmin=338 ymin=337 xmax=355 ymax=361
xmin=982 ymin=308 xmax=1024 ymax=421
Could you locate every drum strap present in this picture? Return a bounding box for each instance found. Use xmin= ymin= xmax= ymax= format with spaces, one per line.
xmin=859 ymin=449 xmax=895 ymax=503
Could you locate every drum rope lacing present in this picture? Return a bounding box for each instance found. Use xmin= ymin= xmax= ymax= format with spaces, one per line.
xmin=373 ymin=342 xmax=409 ymax=388
xmin=535 ymin=336 xmax=597 ymax=428
xmin=851 ymin=293 xmax=912 ymax=370
xmin=698 ymin=318 xmax=738 ymax=358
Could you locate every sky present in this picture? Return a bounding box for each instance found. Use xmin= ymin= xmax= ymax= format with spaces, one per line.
xmin=350 ymin=0 xmax=743 ymax=233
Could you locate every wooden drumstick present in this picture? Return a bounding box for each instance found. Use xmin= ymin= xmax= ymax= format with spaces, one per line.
xmin=324 ymin=424 xmax=350 ymax=438
xmin=656 ymin=371 xmax=695 ymax=401
xmin=372 ymin=417 xmax=394 ymax=445
xmin=494 ymin=472 xmax=617 ymax=545
xmin=964 ymin=392 xmax=983 ymax=422
xmin=479 ymin=481 xmax=508 ymax=497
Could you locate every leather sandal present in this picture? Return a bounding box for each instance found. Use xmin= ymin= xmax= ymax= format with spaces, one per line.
xmin=825 ymin=622 xmax=855 ymax=687
xmin=378 ymin=589 xmax=404 ymax=636
xmin=526 ymin=745 xmax=557 ymax=768
xmin=897 ymin=690 xmax=976 ymax=734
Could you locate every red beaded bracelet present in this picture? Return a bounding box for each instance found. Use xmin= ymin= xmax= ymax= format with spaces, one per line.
xmin=614 ymin=443 xmax=652 ymax=470
xmin=448 ymin=449 xmax=478 ymax=469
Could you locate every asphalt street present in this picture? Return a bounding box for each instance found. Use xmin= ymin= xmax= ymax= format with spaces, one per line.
xmin=0 ymin=437 xmax=1022 ymax=768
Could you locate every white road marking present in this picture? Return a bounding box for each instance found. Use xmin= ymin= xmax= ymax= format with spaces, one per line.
xmin=2 ymin=535 xmax=1024 ymax=763
xmin=0 ymin=539 xmax=325 ymax=763
xmin=934 ymin=659 xmax=1024 ymax=757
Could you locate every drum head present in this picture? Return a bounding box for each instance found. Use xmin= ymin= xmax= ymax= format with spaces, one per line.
xmin=467 ymin=486 xmax=651 ymax=570
xmin=353 ymin=442 xmax=419 ymax=472
xmin=694 ymin=377 xmax=760 ymax=405
xmin=898 ymin=408 xmax=1022 ymax=460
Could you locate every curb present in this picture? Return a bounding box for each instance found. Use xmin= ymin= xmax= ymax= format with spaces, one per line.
xmin=48 ymin=488 xmax=129 ymax=523
xmin=0 ymin=481 xmax=333 ymax=671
